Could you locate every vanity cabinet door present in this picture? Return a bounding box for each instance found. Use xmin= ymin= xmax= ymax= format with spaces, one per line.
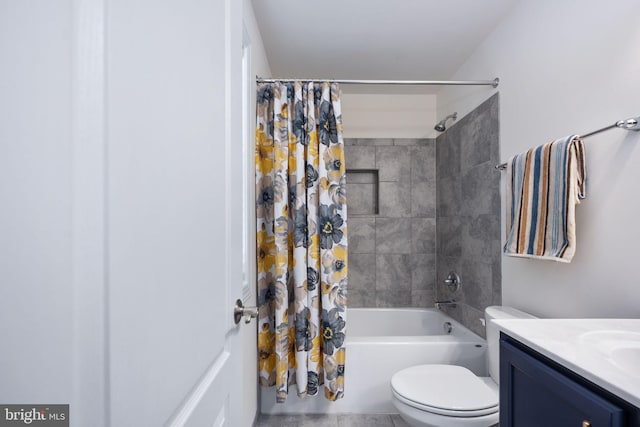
xmin=500 ymin=338 xmax=625 ymax=427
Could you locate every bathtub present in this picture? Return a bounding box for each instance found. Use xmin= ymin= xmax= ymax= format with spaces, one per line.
xmin=261 ymin=308 xmax=487 ymax=414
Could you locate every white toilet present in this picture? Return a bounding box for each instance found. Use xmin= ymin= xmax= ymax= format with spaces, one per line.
xmin=391 ymin=306 xmax=535 ymax=427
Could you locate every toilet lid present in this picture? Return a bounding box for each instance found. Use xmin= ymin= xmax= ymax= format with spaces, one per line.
xmin=391 ymin=365 xmax=499 ymax=417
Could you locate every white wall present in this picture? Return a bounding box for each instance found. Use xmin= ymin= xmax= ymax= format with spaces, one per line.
xmin=242 ymin=0 xmax=272 ymax=425
xmin=438 ymin=0 xmax=640 ymax=318
xmin=341 ymin=93 xmax=438 ymax=139
xmin=0 ymin=2 xmax=109 ymax=424
xmin=0 ymin=0 xmax=75 ymax=405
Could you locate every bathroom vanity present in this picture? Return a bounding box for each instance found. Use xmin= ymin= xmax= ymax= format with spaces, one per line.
xmin=494 ymin=319 xmax=640 ymax=427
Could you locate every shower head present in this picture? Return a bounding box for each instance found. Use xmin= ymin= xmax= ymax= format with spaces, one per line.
xmin=434 ymin=122 xmax=447 ymax=132
xmin=434 ymin=112 xmax=458 ymax=132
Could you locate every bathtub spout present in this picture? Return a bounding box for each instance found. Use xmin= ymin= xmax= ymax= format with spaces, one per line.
xmin=434 ymin=300 xmax=457 ymax=310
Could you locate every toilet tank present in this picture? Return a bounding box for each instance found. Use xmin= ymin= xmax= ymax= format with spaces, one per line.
xmin=485 ymin=306 xmax=536 ymax=384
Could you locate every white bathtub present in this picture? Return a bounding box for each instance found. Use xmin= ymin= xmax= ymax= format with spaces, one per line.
xmin=261 ymin=308 xmax=487 ymax=414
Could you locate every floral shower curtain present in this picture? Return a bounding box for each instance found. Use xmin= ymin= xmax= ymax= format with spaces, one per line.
xmin=255 ymin=81 xmax=348 ymax=403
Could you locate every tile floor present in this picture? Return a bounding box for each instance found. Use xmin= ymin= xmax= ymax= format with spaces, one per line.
xmin=255 ymin=413 xmax=411 ymax=427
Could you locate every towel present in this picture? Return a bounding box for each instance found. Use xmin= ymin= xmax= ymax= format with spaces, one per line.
xmin=504 ymin=135 xmax=586 ymax=262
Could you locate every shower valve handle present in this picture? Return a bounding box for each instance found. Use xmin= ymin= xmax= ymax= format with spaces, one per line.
xmin=443 ymin=272 xmax=461 ymax=293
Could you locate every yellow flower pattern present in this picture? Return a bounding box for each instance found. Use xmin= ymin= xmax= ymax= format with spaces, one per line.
xmin=256 ymin=82 xmax=347 ymax=402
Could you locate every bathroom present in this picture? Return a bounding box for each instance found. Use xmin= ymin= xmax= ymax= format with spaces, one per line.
xmin=1 ymin=0 xmax=640 ymax=426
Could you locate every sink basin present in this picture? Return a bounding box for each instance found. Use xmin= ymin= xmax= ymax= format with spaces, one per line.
xmin=580 ymin=330 xmax=640 ymax=377
xmin=610 ymin=347 xmax=640 ymax=376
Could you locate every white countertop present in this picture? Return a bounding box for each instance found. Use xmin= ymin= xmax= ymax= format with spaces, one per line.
xmin=494 ymin=318 xmax=640 ymax=408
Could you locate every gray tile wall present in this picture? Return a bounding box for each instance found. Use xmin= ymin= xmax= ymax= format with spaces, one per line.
xmin=346 ymin=138 xmax=436 ymax=308
xmin=435 ymin=93 xmax=501 ymax=338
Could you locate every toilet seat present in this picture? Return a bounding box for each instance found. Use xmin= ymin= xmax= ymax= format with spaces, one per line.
xmin=391 ymin=365 xmax=499 ymax=418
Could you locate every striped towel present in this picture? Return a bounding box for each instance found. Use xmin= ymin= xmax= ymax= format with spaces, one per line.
xmin=504 ymin=135 xmax=586 ymax=262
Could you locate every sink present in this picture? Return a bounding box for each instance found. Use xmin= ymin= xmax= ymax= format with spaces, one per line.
xmin=580 ymin=330 xmax=640 ymax=377
xmin=610 ymin=347 xmax=640 ymax=376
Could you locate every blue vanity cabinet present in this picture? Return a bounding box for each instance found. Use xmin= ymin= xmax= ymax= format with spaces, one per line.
xmin=500 ymin=333 xmax=640 ymax=427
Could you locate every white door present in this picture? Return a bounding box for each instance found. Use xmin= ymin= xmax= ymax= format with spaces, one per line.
xmin=0 ymin=0 xmax=247 ymax=426
xmin=106 ymin=0 xmax=245 ymax=426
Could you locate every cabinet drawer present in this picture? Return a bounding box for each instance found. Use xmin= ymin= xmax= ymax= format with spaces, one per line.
xmin=500 ymin=338 xmax=625 ymax=427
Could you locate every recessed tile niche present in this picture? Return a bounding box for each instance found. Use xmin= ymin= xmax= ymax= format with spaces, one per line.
xmin=346 ymin=169 xmax=379 ymax=215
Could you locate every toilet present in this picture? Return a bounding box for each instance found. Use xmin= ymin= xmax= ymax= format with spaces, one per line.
xmin=391 ymin=306 xmax=535 ymax=427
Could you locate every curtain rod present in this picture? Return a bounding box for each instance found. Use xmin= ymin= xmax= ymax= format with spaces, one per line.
xmin=256 ymin=76 xmax=500 ymax=88
xmin=495 ymin=117 xmax=640 ymax=171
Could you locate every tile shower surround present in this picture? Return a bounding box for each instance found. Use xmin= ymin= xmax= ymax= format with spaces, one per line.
xmin=436 ymin=93 xmax=502 ymax=338
xmin=344 ymin=93 xmax=501 ymax=337
xmin=345 ymin=138 xmax=436 ymax=308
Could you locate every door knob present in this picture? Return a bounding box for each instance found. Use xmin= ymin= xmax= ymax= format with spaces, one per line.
xmin=234 ymin=299 xmax=258 ymax=324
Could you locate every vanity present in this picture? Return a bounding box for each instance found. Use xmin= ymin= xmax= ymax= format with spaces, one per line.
xmin=494 ymin=319 xmax=640 ymax=427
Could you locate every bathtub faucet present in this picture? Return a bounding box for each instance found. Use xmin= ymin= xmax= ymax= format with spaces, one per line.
xmin=434 ymin=300 xmax=457 ymax=310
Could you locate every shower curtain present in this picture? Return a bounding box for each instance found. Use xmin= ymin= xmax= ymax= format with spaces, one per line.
xmin=255 ymin=81 xmax=348 ymax=403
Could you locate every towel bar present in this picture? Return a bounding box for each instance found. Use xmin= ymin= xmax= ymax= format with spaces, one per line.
xmin=495 ymin=116 xmax=640 ymax=170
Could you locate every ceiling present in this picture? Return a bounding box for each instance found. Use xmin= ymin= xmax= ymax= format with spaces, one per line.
xmin=251 ymin=0 xmax=516 ymax=93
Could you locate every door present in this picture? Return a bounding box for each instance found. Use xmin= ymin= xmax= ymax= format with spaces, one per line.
xmin=106 ymin=0 xmax=245 ymax=426
xmin=0 ymin=0 xmax=247 ymax=426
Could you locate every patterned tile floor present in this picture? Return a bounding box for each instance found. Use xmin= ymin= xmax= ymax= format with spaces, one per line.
xmin=255 ymin=413 xmax=410 ymax=427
